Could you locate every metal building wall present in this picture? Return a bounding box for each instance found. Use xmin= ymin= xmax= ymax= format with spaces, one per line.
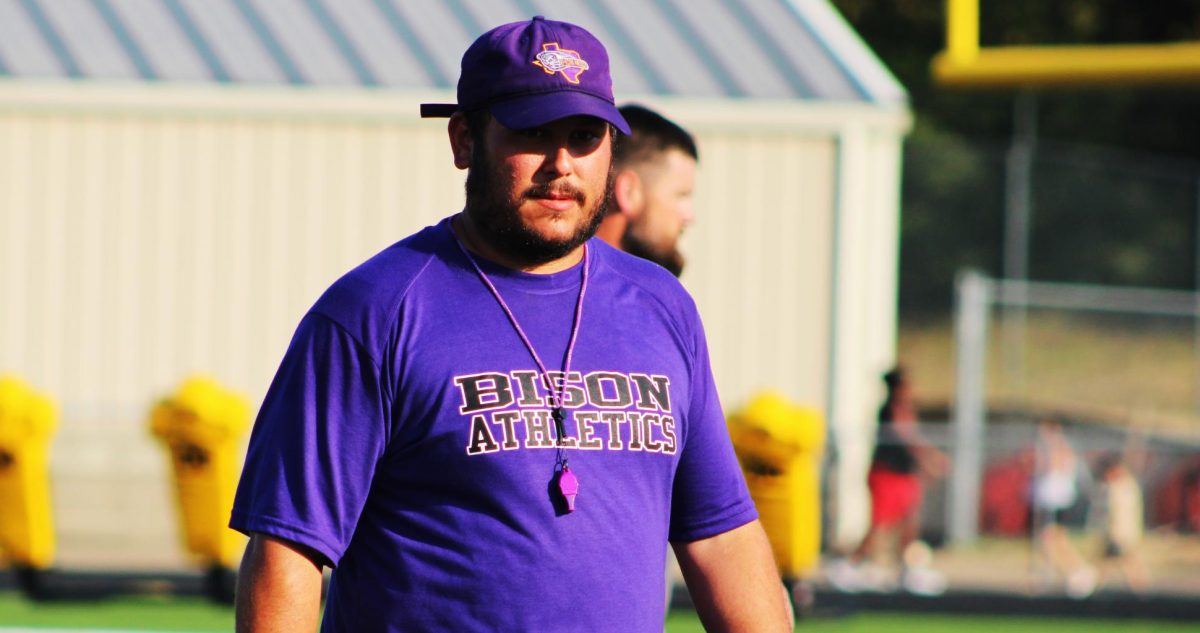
xmin=664 ymin=99 xmax=909 ymax=546
xmin=683 ymin=127 xmax=836 ymax=410
xmin=0 ymin=82 xmax=470 ymax=567
xmin=826 ymin=120 xmax=906 ymax=547
xmin=0 ymin=84 xmax=468 ymax=409
xmin=0 ymin=83 xmax=906 ymax=567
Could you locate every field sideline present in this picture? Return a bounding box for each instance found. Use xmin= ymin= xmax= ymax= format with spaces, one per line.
xmin=2 ymin=616 xmax=1198 ymax=633
xmin=3 ymin=590 xmax=1199 ymax=633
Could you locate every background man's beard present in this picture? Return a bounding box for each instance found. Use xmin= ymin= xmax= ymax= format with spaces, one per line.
xmin=620 ymin=232 xmax=685 ymax=277
xmin=464 ymin=152 xmax=614 ymax=266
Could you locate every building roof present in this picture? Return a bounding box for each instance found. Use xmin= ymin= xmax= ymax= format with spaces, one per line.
xmin=0 ymin=0 xmax=906 ymax=105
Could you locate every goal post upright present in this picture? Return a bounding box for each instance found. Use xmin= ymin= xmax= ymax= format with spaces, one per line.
xmin=948 ymin=270 xmax=991 ymax=545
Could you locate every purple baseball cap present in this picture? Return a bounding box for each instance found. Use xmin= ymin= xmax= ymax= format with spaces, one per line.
xmin=420 ymin=16 xmax=630 ymax=135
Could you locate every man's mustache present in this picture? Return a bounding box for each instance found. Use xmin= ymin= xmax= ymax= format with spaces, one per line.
xmin=524 ymin=182 xmax=585 ymax=204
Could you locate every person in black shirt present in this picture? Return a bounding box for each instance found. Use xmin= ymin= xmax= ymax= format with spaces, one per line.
xmin=828 ymin=366 xmax=948 ymax=594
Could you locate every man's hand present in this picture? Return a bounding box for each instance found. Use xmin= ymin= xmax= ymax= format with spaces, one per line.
xmin=235 ymin=533 xmax=324 ymax=633
xmin=673 ymin=520 xmax=793 ymax=632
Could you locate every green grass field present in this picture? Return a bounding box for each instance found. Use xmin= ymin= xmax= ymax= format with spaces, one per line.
xmin=2 ymin=592 xmax=1197 ymax=633
xmin=0 ymin=591 xmax=233 ymax=630
xmin=667 ymin=612 xmax=1199 ymax=633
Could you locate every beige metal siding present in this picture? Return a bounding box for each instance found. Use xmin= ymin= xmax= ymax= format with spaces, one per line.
xmin=1 ymin=107 xmax=464 ymax=410
xmin=826 ymin=123 xmax=908 ymax=546
xmin=658 ymin=98 xmax=911 ymax=546
xmin=0 ymin=85 xmax=471 ymax=567
xmin=682 ymin=130 xmax=836 ymax=413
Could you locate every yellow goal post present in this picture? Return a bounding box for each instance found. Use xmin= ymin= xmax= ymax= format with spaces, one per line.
xmin=932 ymin=0 xmax=1200 ymax=87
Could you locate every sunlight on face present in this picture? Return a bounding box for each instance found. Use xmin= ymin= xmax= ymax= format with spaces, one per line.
xmin=465 ymin=116 xmax=615 ymax=266
xmin=622 ymin=148 xmax=696 ymax=275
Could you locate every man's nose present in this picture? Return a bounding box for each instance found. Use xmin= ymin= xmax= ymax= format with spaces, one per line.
xmin=542 ymin=145 xmax=574 ymax=177
xmin=679 ymin=202 xmax=696 ymax=225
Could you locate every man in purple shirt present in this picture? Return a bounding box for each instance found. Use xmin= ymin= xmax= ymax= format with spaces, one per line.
xmin=231 ymin=16 xmax=791 ymax=632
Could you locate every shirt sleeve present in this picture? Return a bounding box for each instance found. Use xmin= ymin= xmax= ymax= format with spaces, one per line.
xmin=668 ymin=311 xmax=758 ymax=543
xmin=230 ymin=311 xmax=389 ymax=567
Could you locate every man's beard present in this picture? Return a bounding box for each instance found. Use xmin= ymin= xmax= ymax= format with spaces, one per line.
xmin=620 ymin=232 xmax=685 ymax=277
xmin=464 ymin=146 xmax=614 ymax=267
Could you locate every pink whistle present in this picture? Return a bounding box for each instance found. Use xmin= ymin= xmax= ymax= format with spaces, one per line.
xmin=558 ymin=466 xmax=579 ymax=513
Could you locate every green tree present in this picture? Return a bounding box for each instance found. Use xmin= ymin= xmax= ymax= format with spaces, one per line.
xmin=831 ymin=0 xmax=1200 ymax=315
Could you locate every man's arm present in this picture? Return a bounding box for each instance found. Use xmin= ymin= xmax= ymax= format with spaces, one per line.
xmin=673 ymin=519 xmax=793 ymax=633
xmin=235 ymin=532 xmax=324 ymax=633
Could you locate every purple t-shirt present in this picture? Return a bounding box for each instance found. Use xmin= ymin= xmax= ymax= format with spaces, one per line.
xmin=231 ymin=217 xmax=755 ymax=632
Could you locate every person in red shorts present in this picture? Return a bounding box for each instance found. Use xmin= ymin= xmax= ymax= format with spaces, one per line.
xmin=828 ymin=366 xmax=949 ymax=594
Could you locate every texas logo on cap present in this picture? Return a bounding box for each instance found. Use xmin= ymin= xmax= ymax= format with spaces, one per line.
xmin=533 ymin=43 xmax=590 ymax=84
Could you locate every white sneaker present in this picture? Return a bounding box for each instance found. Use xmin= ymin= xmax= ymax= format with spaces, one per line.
xmin=1066 ymin=567 xmax=1097 ymax=599
xmin=826 ymin=559 xmax=865 ymax=593
xmin=902 ymin=566 xmax=947 ymax=596
xmin=857 ymin=563 xmax=898 ymax=592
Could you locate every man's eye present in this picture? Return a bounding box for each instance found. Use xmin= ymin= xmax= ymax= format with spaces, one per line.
xmin=571 ymin=130 xmax=602 ymax=143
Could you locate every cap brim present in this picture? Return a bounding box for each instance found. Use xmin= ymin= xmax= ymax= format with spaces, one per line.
xmin=420 ymin=103 xmax=459 ymax=118
xmin=489 ymin=92 xmax=631 ymax=135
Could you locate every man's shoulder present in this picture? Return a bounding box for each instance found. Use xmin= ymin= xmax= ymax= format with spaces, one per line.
xmin=311 ymin=220 xmax=451 ymax=330
xmin=592 ymin=239 xmax=694 ymax=308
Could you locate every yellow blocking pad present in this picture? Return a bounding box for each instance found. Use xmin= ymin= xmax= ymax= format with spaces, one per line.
xmin=934 ymin=0 xmax=1200 ymax=87
xmin=728 ymin=392 xmax=826 ymax=579
xmin=0 ymin=375 xmax=58 ymax=569
xmin=149 ymin=376 xmax=249 ymax=569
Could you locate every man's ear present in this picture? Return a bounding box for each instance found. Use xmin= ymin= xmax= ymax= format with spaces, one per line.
xmin=448 ymin=113 xmax=473 ymax=170
xmin=613 ymin=168 xmax=643 ymax=217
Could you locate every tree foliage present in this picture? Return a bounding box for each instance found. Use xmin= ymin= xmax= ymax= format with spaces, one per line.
xmin=830 ymin=0 xmax=1200 ymax=314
